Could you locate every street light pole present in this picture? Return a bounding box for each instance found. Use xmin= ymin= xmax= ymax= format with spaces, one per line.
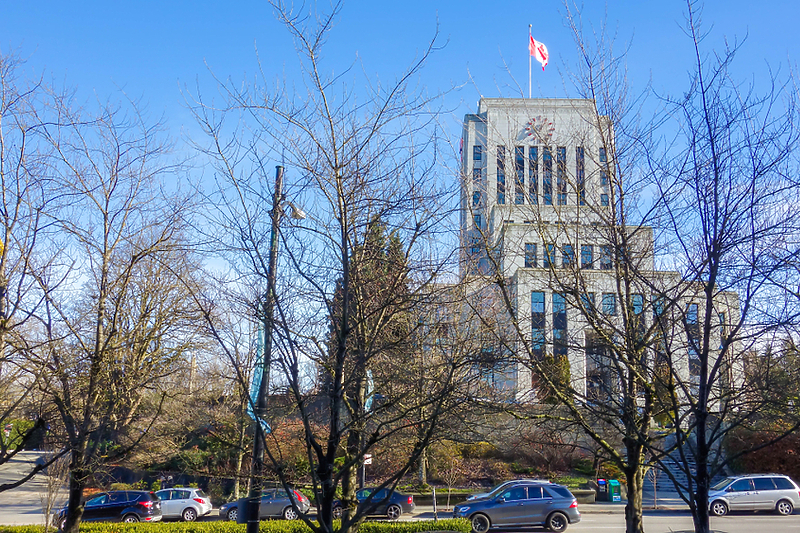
xmin=246 ymin=165 xmax=285 ymax=533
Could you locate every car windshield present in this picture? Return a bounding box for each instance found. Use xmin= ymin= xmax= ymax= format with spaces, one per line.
xmin=711 ymin=477 xmax=735 ymax=491
xmin=485 ymin=481 xmax=515 ymax=499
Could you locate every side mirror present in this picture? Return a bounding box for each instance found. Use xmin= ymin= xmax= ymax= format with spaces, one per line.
xmin=496 ymin=497 xmax=505 ymax=503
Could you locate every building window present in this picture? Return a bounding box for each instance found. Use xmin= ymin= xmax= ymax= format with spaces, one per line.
xmin=531 ymin=291 xmax=545 ymax=357
xmin=496 ymin=146 xmax=506 ymax=204
xmin=600 ymin=170 xmax=608 ymax=186
xmin=525 ymin=243 xmax=537 ymax=268
xmin=601 ymin=193 xmax=609 ymax=207
xmin=553 ymin=293 xmax=567 ymax=356
xmin=473 ymin=167 xmax=482 ymax=184
xmin=632 ymin=294 xmax=644 ymax=315
xmin=577 ymin=146 xmax=585 ymax=206
xmin=687 ymin=303 xmax=700 ymax=349
xmin=544 ymin=243 xmax=555 ymax=269
xmin=543 ymin=146 xmax=552 ymax=205
xmin=602 ymin=293 xmax=617 ymax=315
xmin=514 ymin=146 xmax=525 ymax=204
xmin=633 ymin=293 xmax=645 ymax=338
xmin=687 ymin=303 xmax=698 ymax=324
xmin=581 ymin=244 xmax=594 ymax=269
xmin=600 ymin=245 xmax=613 ymax=270
xmin=469 ymin=237 xmax=481 ymax=256
xmin=473 ymin=214 xmax=481 ymax=229
xmin=562 ymin=244 xmax=574 ymax=268
xmin=599 ymin=147 xmax=607 ymax=163
xmin=473 ymin=145 xmax=482 ymax=161
xmin=472 ymin=190 xmax=481 ymax=206
xmin=582 ymin=292 xmax=596 ymax=315
xmin=557 ymin=146 xmax=567 ymax=205
xmin=528 ymin=146 xmax=538 ymax=204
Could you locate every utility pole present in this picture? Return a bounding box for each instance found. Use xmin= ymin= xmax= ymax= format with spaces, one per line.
xmin=245 ymin=165 xmax=284 ymax=533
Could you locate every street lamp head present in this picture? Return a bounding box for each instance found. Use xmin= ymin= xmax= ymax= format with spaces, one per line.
xmin=287 ymin=201 xmax=306 ymax=220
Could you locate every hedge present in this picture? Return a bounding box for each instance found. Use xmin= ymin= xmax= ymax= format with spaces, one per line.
xmin=0 ymin=519 xmax=470 ymax=533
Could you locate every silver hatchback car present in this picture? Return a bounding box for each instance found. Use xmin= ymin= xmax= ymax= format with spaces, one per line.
xmin=709 ymin=474 xmax=800 ymax=516
xmin=155 ymin=487 xmax=213 ymax=521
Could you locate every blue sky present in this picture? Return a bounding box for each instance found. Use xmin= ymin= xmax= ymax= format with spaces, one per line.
xmin=2 ymin=0 xmax=798 ymax=160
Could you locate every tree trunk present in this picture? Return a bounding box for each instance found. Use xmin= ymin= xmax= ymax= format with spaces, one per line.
xmin=341 ymin=430 xmax=360 ymax=521
xmin=624 ymin=463 xmax=645 ymax=533
xmin=418 ymin=446 xmax=427 ymax=486
xmin=233 ymin=414 xmax=247 ymax=499
xmin=62 ymin=450 xmax=87 ymax=533
xmin=692 ymin=414 xmax=711 ymax=533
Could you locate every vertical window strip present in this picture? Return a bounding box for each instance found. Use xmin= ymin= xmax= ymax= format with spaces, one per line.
xmin=525 ymin=243 xmax=537 ymax=268
xmin=602 ymin=293 xmax=617 ymax=315
xmin=576 ymin=146 xmax=585 ymax=206
xmin=531 ymin=291 xmax=546 ymax=357
xmin=557 ymin=146 xmax=567 ymax=205
xmin=553 ymin=293 xmax=567 ymax=356
xmin=544 ymin=243 xmax=556 ymax=269
xmin=543 ymin=146 xmax=552 ymax=205
xmin=600 ymin=245 xmax=613 ymax=270
xmin=581 ymin=244 xmax=593 ymax=269
xmin=496 ymin=145 xmax=506 ymax=204
xmin=528 ymin=146 xmax=538 ymax=204
xmin=562 ymin=244 xmax=574 ymax=268
xmin=515 ymin=146 xmax=525 ymax=204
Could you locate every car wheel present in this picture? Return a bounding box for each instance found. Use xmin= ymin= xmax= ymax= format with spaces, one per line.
xmin=123 ymin=514 xmax=140 ymax=523
xmin=227 ymin=508 xmax=238 ymax=522
xmin=546 ymin=511 xmax=568 ymax=533
xmin=776 ymin=499 xmax=794 ymax=515
xmin=332 ymin=506 xmax=343 ymax=519
xmin=470 ymin=513 xmax=491 ymax=533
xmin=182 ymin=507 xmax=198 ymax=521
xmin=386 ymin=504 xmax=402 ymax=520
xmin=710 ymin=500 xmax=728 ymax=516
xmin=283 ymin=506 xmax=298 ymax=520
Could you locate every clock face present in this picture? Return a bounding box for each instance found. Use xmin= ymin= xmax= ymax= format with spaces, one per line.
xmin=522 ymin=116 xmax=555 ymax=140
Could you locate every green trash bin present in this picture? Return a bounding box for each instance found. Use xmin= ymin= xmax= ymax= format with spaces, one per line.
xmin=609 ymin=479 xmax=621 ymax=502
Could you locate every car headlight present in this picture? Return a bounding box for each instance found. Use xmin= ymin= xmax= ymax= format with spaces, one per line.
xmin=457 ymin=506 xmax=470 ymax=513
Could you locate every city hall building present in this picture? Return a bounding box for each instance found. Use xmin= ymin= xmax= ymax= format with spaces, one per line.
xmin=459 ymin=98 xmax=739 ymax=403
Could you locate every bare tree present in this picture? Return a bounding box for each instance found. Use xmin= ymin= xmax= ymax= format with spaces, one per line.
xmin=36 ymin=95 xmax=198 ymax=533
xmin=649 ymin=2 xmax=800 ymax=531
xmin=0 ymin=50 xmax=70 ymax=491
xmin=460 ymin=11 xmax=667 ymax=529
xmin=188 ymin=2 xmax=468 ymax=532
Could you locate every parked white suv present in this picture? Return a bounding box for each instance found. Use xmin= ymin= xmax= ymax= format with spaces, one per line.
xmin=155 ymin=487 xmax=213 ymax=521
xmin=709 ymin=474 xmax=800 ymax=516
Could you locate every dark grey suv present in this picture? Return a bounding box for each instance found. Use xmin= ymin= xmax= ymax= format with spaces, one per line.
xmin=453 ymin=480 xmax=580 ymax=533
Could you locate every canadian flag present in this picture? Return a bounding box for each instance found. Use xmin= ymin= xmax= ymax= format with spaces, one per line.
xmin=529 ymin=36 xmax=549 ymax=71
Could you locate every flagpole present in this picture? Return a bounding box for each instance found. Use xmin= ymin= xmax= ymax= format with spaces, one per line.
xmin=528 ymin=24 xmax=532 ymax=98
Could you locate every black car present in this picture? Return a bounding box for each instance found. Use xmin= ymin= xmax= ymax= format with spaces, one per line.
xmin=55 ymin=490 xmax=162 ymax=526
xmin=332 ymin=487 xmax=415 ymax=519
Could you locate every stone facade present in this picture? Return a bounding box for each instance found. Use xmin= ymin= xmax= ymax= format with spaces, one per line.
xmin=459 ymin=98 xmax=740 ymax=404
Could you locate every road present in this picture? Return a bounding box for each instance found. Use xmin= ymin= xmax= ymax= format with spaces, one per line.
xmin=0 ymin=451 xmax=66 ymax=526
xmin=568 ymin=512 xmax=800 ymax=532
xmin=3 ymin=455 xmax=800 ymax=532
